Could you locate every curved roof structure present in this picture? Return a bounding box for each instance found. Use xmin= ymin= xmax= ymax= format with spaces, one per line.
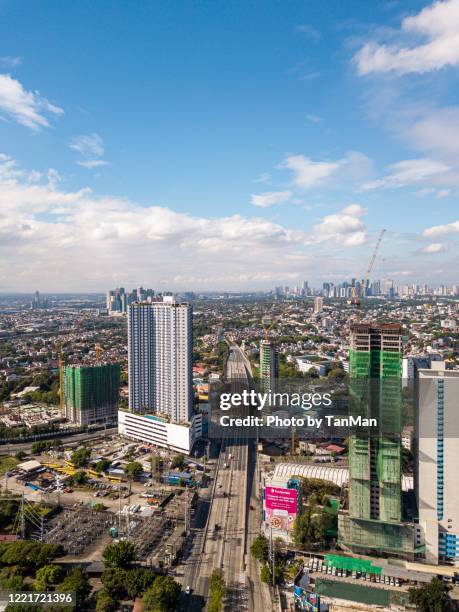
xmin=272 ymin=463 xmax=413 ymax=492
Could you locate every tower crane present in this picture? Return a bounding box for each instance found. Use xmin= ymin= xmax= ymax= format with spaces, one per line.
xmin=261 ymin=317 xmax=276 ymax=341
xmin=351 ymin=228 xmax=386 ymax=315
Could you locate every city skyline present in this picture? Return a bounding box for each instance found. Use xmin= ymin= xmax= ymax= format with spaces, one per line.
xmin=2 ymin=0 xmax=459 ymax=291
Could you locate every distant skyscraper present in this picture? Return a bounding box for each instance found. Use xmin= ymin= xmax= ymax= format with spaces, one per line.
xmin=107 ymin=287 xmax=126 ymax=314
xmin=415 ymin=365 xmax=459 ymax=565
xmin=313 ymin=297 xmax=323 ymax=314
xmin=259 ymin=340 xmax=279 ymax=393
xmin=62 ymin=363 xmax=120 ymax=426
xmin=339 ymin=323 xmax=415 ymax=559
xmin=128 ymin=296 xmax=193 ymax=422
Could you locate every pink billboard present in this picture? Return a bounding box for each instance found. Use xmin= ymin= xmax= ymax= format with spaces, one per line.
xmin=264 ymin=486 xmax=297 ymax=532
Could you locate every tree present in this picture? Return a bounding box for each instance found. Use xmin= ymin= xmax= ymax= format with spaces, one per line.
xmin=292 ymin=503 xmax=332 ymax=550
xmin=95 ymin=588 xmax=117 ymax=612
xmin=208 ymin=569 xmax=226 ymax=612
xmin=408 ymin=577 xmax=453 ymax=612
xmin=125 ymin=461 xmax=143 ymax=480
xmin=124 ymin=567 xmax=156 ymax=599
xmin=250 ymin=534 xmax=269 ymax=563
xmin=171 ymin=454 xmax=185 ymax=469
xmin=70 ymin=447 xmax=90 ymax=467
xmin=0 ymin=541 xmax=65 ymax=570
xmin=103 ymin=541 xmax=135 ymax=569
xmin=71 ymin=471 xmax=87 ymax=485
xmin=92 ymin=503 xmax=106 ymax=512
xmin=0 ymin=566 xmax=23 ymax=591
xmin=34 ymin=564 xmax=64 ymax=591
xmin=260 ymin=564 xmax=271 ymax=584
xmin=59 ymin=567 xmax=91 ymax=610
xmin=95 ymin=459 xmax=111 ymax=473
xmin=142 ymin=575 xmax=181 ymax=612
xmin=101 ymin=568 xmax=127 ymax=600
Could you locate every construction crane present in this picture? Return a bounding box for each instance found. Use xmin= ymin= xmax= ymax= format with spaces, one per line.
xmin=351 ymin=229 xmax=386 ymax=312
xmin=362 ymin=228 xmax=386 ymax=297
xmin=261 ymin=317 xmax=276 ymax=341
xmin=95 ymin=343 xmax=104 ymax=361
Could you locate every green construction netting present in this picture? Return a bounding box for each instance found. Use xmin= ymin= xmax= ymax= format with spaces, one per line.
xmin=324 ymin=555 xmax=382 ymax=574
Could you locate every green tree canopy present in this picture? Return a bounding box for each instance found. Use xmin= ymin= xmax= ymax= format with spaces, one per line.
xmin=250 ymin=534 xmax=269 ymax=563
xmin=59 ymin=567 xmax=91 ymax=611
xmin=103 ymin=541 xmax=135 ymax=569
xmin=95 ymin=588 xmax=117 ymax=612
xmin=124 ymin=567 xmax=156 ymax=599
xmin=95 ymin=459 xmax=111 ymax=473
xmin=208 ymin=569 xmax=226 ymax=612
xmin=0 ymin=541 xmax=65 ymax=570
xmin=34 ymin=564 xmax=64 ymax=591
xmin=142 ymin=575 xmax=181 ymax=612
xmin=101 ymin=568 xmax=127 ymax=600
xmin=292 ymin=503 xmax=333 ymax=549
xmin=170 ymin=454 xmax=185 ymax=469
xmin=125 ymin=461 xmax=143 ymax=480
xmin=260 ymin=564 xmax=271 ymax=584
xmin=408 ymin=577 xmax=453 ymax=612
xmin=70 ymin=447 xmax=91 ymax=467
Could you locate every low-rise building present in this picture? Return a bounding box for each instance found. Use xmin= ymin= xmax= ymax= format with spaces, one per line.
xmin=117 ymin=410 xmax=202 ymax=454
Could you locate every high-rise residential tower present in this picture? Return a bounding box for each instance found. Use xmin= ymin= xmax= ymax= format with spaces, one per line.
xmin=313 ymin=296 xmax=323 ymax=314
xmin=415 ymin=365 xmax=459 ymax=565
xmin=338 ymin=323 xmax=415 ymax=559
xmin=62 ymin=363 xmax=120 ymax=426
xmin=259 ymin=340 xmax=279 ymax=393
xmin=127 ymin=296 xmax=193 ymax=423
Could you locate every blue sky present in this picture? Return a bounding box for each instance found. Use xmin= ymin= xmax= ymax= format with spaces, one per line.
xmin=1 ymin=0 xmax=459 ymax=291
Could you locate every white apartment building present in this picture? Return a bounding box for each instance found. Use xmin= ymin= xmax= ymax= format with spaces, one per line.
xmin=402 ymin=354 xmax=442 ymax=388
xmin=127 ymin=296 xmax=193 ymax=423
xmin=313 ymin=296 xmax=323 ymax=314
xmin=415 ymin=366 xmax=459 ymax=566
xmin=118 ymin=410 xmax=202 ymax=454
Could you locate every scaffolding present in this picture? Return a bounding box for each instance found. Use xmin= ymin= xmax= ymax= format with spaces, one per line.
xmin=62 ymin=363 xmax=120 ymax=426
xmin=340 ymin=323 xmax=415 ymax=558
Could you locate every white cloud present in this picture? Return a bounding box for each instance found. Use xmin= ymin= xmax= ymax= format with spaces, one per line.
xmin=250 ymin=190 xmax=292 ymax=208
xmin=361 ymin=158 xmax=449 ymax=190
xmin=436 ymin=189 xmax=451 ymax=198
xmin=420 ymin=242 xmax=446 ymax=253
xmin=69 ymin=133 xmax=104 ymax=157
xmin=77 ymin=159 xmax=110 ymax=169
xmin=355 ymin=0 xmax=459 ymax=75
xmin=306 ymin=114 xmax=322 ymax=123
xmin=253 ymin=172 xmax=271 ymax=184
xmin=309 ymin=204 xmax=368 ymax=246
xmin=297 ymin=24 xmax=321 ymax=41
xmin=0 ymin=56 xmax=21 ymax=68
xmin=69 ymin=133 xmax=109 ymax=169
xmin=2 ymin=154 xmax=452 ymax=290
xmin=423 ymin=220 xmax=459 ymax=237
xmin=279 ymin=154 xmax=340 ymax=189
xmin=0 ymin=154 xmax=315 ymax=291
xmin=407 ymin=107 xmax=459 ymax=157
xmin=0 ymin=73 xmax=63 ymax=130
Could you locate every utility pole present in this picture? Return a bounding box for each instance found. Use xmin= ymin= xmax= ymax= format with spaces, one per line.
xmin=269 ymin=525 xmax=275 ymax=590
xmin=20 ymin=493 xmax=25 ymax=540
xmin=40 ymin=516 xmax=44 ymax=542
xmin=184 ymin=493 xmax=189 ymax=535
xmin=118 ymin=482 xmax=122 ymax=533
